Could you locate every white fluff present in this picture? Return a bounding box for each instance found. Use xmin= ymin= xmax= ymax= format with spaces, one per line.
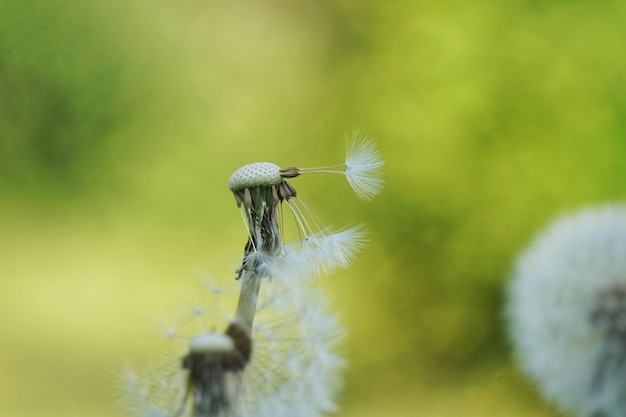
xmin=278 ymin=226 xmax=367 ymax=278
xmin=507 ymin=204 xmax=626 ymax=417
xmin=119 ymin=278 xmax=344 ymax=417
xmin=344 ymin=131 xmax=384 ymax=201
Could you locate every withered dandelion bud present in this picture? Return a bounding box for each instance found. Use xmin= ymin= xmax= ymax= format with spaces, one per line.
xmin=181 ymin=322 xmax=252 ymax=417
xmin=119 ymin=278 xmax=344 ymax=417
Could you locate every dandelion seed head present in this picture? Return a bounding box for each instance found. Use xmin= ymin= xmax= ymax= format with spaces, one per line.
xmin=229 ymin=162 xmax=282 ymax=192
xmin=507 ymin=204 xmax=626 ymax=417
xmin=231 ymin=182 xmax=370 ymax=281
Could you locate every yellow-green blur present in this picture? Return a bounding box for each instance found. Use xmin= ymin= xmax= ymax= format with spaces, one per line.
xmin=2 ymin=1 xmax=625 ymax=416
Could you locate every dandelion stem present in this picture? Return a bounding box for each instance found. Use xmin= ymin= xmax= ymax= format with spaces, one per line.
xmin=234 ymin=274 xmax=261 ymax=336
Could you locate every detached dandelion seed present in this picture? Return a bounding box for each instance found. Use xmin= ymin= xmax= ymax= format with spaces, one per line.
xmin=507 ymin=205 xmax=626 ymax=417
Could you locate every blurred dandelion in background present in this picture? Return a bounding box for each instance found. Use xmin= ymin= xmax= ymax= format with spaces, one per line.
xmin=119 ymin=277 xmax=344 ymax=417
xmin=507 ymin=205 xmax=626 ymax=417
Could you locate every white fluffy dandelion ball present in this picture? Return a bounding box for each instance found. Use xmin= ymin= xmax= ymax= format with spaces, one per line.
xmin=507 ymin=205 xmax=626 ymax=417
xmin=119 ymin=276 xmax=344 ymax=417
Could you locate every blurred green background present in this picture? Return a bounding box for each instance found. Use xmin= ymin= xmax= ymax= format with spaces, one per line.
xmin=2 ymin=0 xmax=626 ymax=416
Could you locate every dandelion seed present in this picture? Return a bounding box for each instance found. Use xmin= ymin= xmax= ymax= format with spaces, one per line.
xmin=507 ymin=205 xmax=626 ymax=417
xmin=282 ymin=226 xmax=368 ymax=278
xmin=284 ymin=129 xmax=385 ymax=201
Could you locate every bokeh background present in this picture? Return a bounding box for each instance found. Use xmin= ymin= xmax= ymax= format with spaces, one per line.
xmin=2 ymin=0 xmax=626 ymax=416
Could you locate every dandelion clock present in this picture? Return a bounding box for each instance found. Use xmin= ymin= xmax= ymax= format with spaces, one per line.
xmin=507 ymin=205 xmax=626 ymax=417
xmin=118 ymin=277 xmax=344 ymax=417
